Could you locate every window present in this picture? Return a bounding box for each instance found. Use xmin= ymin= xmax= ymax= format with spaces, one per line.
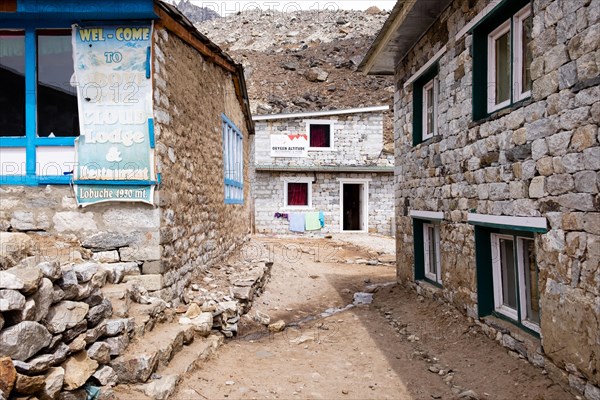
xmin=283 ymin=178 xmax=312 ymax=208
xmin=423 ymin=223 xmax=442 ymax=283
xmin=306 ymin=120 xmax=334 ymax=150
xmin=0 ymin=28 xmax=78 ymax=184
xmin=412 ymin=64 xmax=439 ymax=145
xmin=473 ymin=1 xmax=532 ymax=118
xmin=410 ymin=211 xmax=444 ymax=286
xmin=222 ymin=114 xmax=244 ymax=204
xmin=491 ymin=234 xmax=540 ymax=331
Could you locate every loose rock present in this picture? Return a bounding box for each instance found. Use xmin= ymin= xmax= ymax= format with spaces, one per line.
xmin=61 ymin=351 xmax=98 ymax=390
xmin=0 ymin=357 xmax=16 ymax=398
xmin=0 ymin=321 xmax=52 ymax=361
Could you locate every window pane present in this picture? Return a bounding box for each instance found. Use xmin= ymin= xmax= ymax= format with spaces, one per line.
xmin=499 ymin=238 xmax=517 ymax=310
xmin=426 ymin=85 xmax=434 ymax=134
xmin=309 ymin=124 xmax=331 ymax=148
xmin=288 ymin=183 xmax=308 ymax=206
xmin=37 ymin=31 xmax=79 ymax=137
xmin=427 ymin=226 xmax=437 ymax=276
xmin=0 ymin=31 xmax=25 ymax=137
xmin=521 ymin=15 xmax=533 ymax=94
xmin=521 ymin=238 xmax=539 ymax=324
xmin=495 ymin=31 xmax=511 ymax=105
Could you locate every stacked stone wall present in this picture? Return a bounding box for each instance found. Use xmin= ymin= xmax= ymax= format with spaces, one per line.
xmin=393 ymin=0 xmax=599 ymax=396
xmin=153 ymin=27 xmax=252 ymax=301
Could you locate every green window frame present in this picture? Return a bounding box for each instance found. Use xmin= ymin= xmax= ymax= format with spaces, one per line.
xmin=413 ymin=218 xmax=442 ymax=287
xmin=412 ymin=63 xmax=439 ymax=146
xmin=472 ymin=0 xmax=533 ymax=120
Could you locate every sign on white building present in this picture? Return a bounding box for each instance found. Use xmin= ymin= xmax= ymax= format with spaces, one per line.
xmin=270 ymin=134 xmax=308 ymax=158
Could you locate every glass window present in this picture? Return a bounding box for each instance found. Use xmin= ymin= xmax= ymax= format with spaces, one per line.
xmin=520 ymin=238 xmax=539 ymax=326
xmin=309 ymin=124 xmax=331 ymax=148
xmin=520 ymin=14 xmax=533 ymax=94
xmin=423 ymin=223 xmax=441 ymax=284
xmin=422 ymin=77 xmax=437 ymax=140
xmin=287 ymin=182 xmax=308 ymax=206
xmin=222 ymin=115 xmax=244 ymax=204
xmin=0 ymin=31 xmax=25 ymax=137
xmin=494 ymin=31 xmax=511 ymax=105
xmin=498 ymin=237 xmax=517 ymax=310
xmin=37 ymin=31 xmax=79 ymax=137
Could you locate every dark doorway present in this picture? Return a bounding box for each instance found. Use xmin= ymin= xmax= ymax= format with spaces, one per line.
xmin=343 ymin=184 xmax=363 ymax=231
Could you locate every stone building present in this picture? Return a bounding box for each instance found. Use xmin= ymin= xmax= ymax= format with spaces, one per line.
xmin=360 ymin=0 xmax=599 ymax=397
xmin=252 ymin=106 xmax=395 ymax=235
xmin=0 ymin=0 xmax=254 ymax=301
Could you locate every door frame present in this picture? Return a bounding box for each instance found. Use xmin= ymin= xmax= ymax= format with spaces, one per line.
xmin=338 ymin=178 xmax=370 ymax=233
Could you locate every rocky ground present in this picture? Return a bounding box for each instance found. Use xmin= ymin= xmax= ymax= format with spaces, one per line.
xmin=193 ymin=7 xmax=395 ymax=152
xmin=167 ymin=236 xmax=572 ymax=400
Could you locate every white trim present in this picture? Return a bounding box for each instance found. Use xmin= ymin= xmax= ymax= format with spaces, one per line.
xmin=455 ymin=0 xmax=504 ymax=41
xmin=422 ymin=77 xmax=437 ymax=140
xmin=305 ymin=119 xmax=335 ymax=151
xmin=423 ymin=223 xmax=442 ymax=284
xmin=517 ymin=237 xmax=541 ymax=333
xmin=467 ymin=213 xmax=547 ymax=230
xmin=403 ymin=45 xmax=447 ymax=89
xmin=283 ymin=178 xmax=313 ymax=209
xmin=513 ymin=5 xmax=532 ymax=102
xmin=339 ymin=180 xmax=369 ymax=233
xmin=491 ymin=234 xmax=519 ymax=321
xmin=487 ymin=19 xmax=512 ymax=113
xmin=409 ymin=210 xmax=444 ymax=221
xmin=253 ymin=105 xmax=389 ymax=121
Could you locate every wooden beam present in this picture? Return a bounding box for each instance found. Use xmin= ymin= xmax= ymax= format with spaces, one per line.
xmin=154 ymin=6 xmax=236 ymax=74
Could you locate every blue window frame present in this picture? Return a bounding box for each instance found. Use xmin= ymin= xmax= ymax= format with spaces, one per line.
xmin=222 ymin=114 xmax=244 ymax=204
xmin=0 ymin=26 xmax=77 ymax=186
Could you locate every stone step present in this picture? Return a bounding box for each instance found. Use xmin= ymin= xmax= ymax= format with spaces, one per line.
xmin=109 ymin=323 xmax=195 ymax=384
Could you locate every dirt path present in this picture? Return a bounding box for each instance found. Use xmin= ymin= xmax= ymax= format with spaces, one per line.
xmin=172 ymin=236 xmax=573 ymax=400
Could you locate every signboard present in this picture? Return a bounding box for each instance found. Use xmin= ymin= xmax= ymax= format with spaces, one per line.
xmin=270 ymin=134 xmax=308 ymax=158
xmin=72 ymin=23 xmax=156 ymax=206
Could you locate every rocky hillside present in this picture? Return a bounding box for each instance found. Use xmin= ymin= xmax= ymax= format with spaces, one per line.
xmin=193 ymin=8 xmax=395 ymax=151
xmin=173 ymin=0 xmax=220 ymax=22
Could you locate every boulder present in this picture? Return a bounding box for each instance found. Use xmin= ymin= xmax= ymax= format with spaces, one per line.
xmin=61 ymin=351 xmax=98 ymax=390
xmin=184 ymin=303 xmax=201 ymax=319
xmin=45 ymin=301 xmax=89 ymax=334
xmin=104 ymin=335 xmax=129 ymax=357
xmin=37 ymin=261 xmax=62 ymax=281
xmin=0 ymin=321 xmax=52 ymax=361
xmin=0 ymin=266 xmax=42 ymax=294
xmin=72 ymin=262 xmax=99 ymax=283
xmin=268 ymin=320 xmax=286 ymax=333
xmin=30 ymin=278 xmax=54 ymax=321
xmin=0 ymin=289 xmax=26 ymax=311
xmin=82 ymin=232 xmax=137 ymax=251
xmin=110 ymin=353 xmax=158 ymax=383
xmin=144 ymin=375 xmax=180 ymax=400
xmin=304 ymin=67 xmax=329 ymax=82
xmin=254 ymin=311 xmax=270 ymax=325
xmin=40 ymin=367 xmax=64 ymax=400
xmin=87 ymin=299 xmax=112 ymax=327
xmin=87 ymin=342 xmax=111 ymax=365
xmin=92 ymin=365 xmax=117 ymax=387
xmin=179 ymin=312 xmax=213 ymax=336
xmin=0 ymin=357 xmax=16 ymax=398
xmin=104 ymin=318 xmax=134 ymax=337
xmin=232 ymin=285 xmax=253 ymax=301
xmin=0 ymin=232 xmax=33 ymax=269
xmin=15 ymin=373 xmax=45 ymax=395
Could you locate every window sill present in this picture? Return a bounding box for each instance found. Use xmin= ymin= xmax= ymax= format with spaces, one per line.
xmin=470 ymin=97 xmax=534 ymax=129
xmin=414 ymin=134 xmax=442 ymax=147
xmin=283 ymin=207 xmax=315 ymax=211
xmin=483 ymin=314 xmax=540 ymax=339
xmin=308 ymin=148 xmax=336 ymax=152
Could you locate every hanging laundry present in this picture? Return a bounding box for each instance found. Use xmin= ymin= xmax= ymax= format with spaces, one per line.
xmin=305 ymin=212 xmax=321 ymax=231
xmin=318 ymin=211 xmax=325 ymax=228
xmin=289 ymin=213 xmax=305 ymax=232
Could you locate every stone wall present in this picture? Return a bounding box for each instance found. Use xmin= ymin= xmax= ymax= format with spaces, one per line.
xmin=254 ymin=112 xmax=393 ymax=167
xmin=254 ymin=171 xmax=394 ymax=235
xmin=152 ymin=27 xmax=252 ymax=301
xmin=0 ymin=185 xmax=160 ymax=271
xmin=393 ymin=0 xmax=599 ymax=397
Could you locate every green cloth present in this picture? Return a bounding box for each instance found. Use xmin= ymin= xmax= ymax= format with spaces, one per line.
xmin=305 ymin=212 xmax=322 ymax=231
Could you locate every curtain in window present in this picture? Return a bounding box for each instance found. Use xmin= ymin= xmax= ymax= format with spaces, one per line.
xmin=288 ymin=183 xmax=308 ymax=206
xmin=310 ymin=125 xmax=330 ymax=147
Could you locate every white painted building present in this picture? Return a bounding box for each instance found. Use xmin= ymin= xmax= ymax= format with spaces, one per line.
xmin=251 ymin=106 xmax=394 ymax=235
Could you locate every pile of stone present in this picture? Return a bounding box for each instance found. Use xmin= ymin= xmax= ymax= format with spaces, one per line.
xmin=177 ymin=261 xmax=272 ymax=338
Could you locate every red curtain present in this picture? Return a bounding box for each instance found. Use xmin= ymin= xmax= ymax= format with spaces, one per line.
xmin=310 ymin=125 xmax=330 ymax=147
xmin=288 ymin=183 xmax=308 ymax=206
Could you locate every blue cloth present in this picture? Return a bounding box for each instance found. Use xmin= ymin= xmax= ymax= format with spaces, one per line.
xmin=319 ymin=211 xmax=325 ymax=227
xmin=289 ymin=213 xmax=305 ymax=232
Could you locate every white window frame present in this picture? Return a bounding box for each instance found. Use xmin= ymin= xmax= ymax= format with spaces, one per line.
xmin=283 ymin=177 xmax=313 ymax=209
xmin=487 ymin=20 xmax=512 ymax=113
xmin=421 ymin=77 xmax=438 ymax=140
xmin=517 ymin=237 xmax=540 ymax=333
xmin=486 ymin=4 xmax=532 ymax=113
xmin=513 ymin=5 xmax=532 ymax=102
xmin=491 ymin=233 xmax=540 ymax=332
xmin=338 ymin=178 xmax=370 ymax=233
xmin=222 ymin=115 xmax=244 ymax=204
xmin=305 ymin=119 xmax=335 ymax=151
xmin=423 ymin=223 xmax=442 ymax=284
